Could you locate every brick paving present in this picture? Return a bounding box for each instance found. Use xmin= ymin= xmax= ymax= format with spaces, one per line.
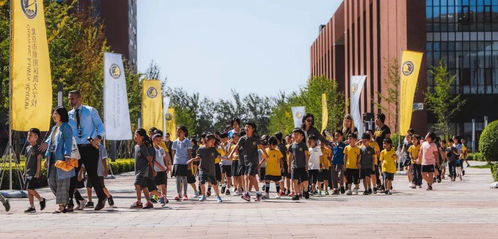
xmin=1 ymin=161 xmax=498 ymax=238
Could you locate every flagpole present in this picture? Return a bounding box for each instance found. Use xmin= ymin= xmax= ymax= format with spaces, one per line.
xmin=8 ymin=0 xmax=14 ymax=191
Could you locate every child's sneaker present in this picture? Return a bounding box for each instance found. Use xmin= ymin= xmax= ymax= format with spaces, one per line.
xmin=225 ymin=190 xmax=231 ymax=196
xmin=291 ymin=195 xmax=300 ymax=200
xmin=262 ymin=192 xmax=270 ymax=200
xmin=221 ymin=185 xmax=226 ymax=194
xmin=2 ymin=199 xmax=10 ymax=212
xmin=353 ymin=188 xmax=359 ymax=195
xmin=216 ymin=196 xmax=223 ymax=203
xmin=279 ymin=191 xmax=286 ymax=197
xmin=340 ymin=186 xmax=346 ymax=194
xmin=160 ymin=197 xmax=166 ymax=206
xmin=275 ymin=194 xmax=281 ymax=199
xmin=183 ymin=195 xmax=189 ymax=201
xmin=85 ymin=201 xmax=94 ymax=208
xmin=198 ymin=195 xmax=207 ymax=201
xmin=303 ymin=191 xmax=310 ymax=199
xmin=174 ymin=195 xmax=182 ymax=201
xmin=324 ymin=190 xmax=329 ymax=196
xmin=24 ymin=207 xmax=36 ymax=213
xmin=143 ymin=202 xmax=154 ymax=209
xmin=107 ymin=196 xmax=115 ymax=207
xmin=255 ymin=192 xmax=262 ymax=202
xmin=194 ymin=191 xmax=200 ymax=198
xmin=206 ymin=190 xmax=212 ymax=197
xmin=241 ymin=193 xmax=251 ymax=202
xmin=362 ymin=191 xmax=369 ymax=195
xmin=39 ymin=198 xmax=46 ymax=211
xmin=346 ymin=189 xmax=353 ymax=195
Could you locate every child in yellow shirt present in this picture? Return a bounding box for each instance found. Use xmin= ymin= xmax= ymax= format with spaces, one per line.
xmin=319 ymin=142 xmax=332 ymax=195
xmin=380 ymin=138 xmax=397 ymax=195
xmin=408 ymin=135 xmax=422 ymax=188
xmin=344 ymin=133 xmax=360 ymax=195
xmin=259 ymin=137 xmax=284 ymax=199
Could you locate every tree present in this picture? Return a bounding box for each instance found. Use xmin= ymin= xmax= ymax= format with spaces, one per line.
xmin=425 ymin=60 xmax=466 ymax=139
xmin=268 ymin=76 xmax=345 ymax=135
xmin=375 ymin=58 xmax=400 ymax=132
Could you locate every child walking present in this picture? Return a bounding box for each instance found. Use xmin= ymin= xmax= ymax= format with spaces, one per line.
xmin=359 ymin=133 xmax=375 ymax=195
xmin=288 ymin=128 xmax=310 ymax=200
xmin=307 ymin=136 xmax=322 ymax=195
xmin=188 ymin=134 xmax=223 ymax=202
xmin=130 ymin=129 xmax=155 ymax=209
xmin=24 ymin=128 xmax=47 ymax=213
xmin=152 ymin=133 xmax=172 ymax=206
xmin=380 ymin=138 xmax=397 ymax=195
xmin=259 ymin=136 xmax=284 ymax=199
xmin=418 ymin=132 xmax=439 ymax=191
xmin=344 ymin=133 xmax=360 ymax=195
xmin=171 ymin=126 xmax=193 ymax=201
xmin=409 ymin=135 xmax=422 ymax=188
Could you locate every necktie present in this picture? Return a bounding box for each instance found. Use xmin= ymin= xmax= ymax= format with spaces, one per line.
xmin=76 ymin=108 xmax=81 ymax=138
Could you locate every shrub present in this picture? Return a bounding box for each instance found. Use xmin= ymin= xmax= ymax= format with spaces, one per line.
xmin=468 ymin=152 xmax=484 ymax=161
xmin=391 ymin=133 xmax=404 ymax=150
xmin=491 ymin=164 xmax=498 ymax=181
xmin=479 ymin=120 xmax=498 ymax=162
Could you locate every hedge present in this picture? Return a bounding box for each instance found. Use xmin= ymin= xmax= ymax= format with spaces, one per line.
xmin=479 ymin=120 xmax=498 ymax=162
xmin=491 ymin=164 xmax=498 ymax=181
xmin=1 ymin=159 xmax=135 ymax=190
xmin=468 ymin=152 xmax=485 ymax=161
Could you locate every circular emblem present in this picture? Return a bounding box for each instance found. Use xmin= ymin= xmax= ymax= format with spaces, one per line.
xmin=165 ymin=112 xmax=173 ymax=121
xmin=299 ymin=147 xmax=303 ymax=151
xmin=351 ymin=83 xmax=358 ymax=94
xmin=295 ymin=111 xmax=303 ymax=120
xmin=147 ymin=87 xmax=158 ymax=98
xmin=21 ymin=0 xmax=38 ymax=19
xmin=109 ymin=64 xmax=121 ymax=79
xmin=402 ymin=61 xmax=415 ymax=76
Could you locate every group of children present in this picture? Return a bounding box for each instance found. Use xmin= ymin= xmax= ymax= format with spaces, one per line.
xmin=0 ymin=118 xmax=471 ymax=213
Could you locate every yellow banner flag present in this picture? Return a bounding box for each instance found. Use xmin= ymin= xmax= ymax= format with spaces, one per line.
xmin=399 ymin=50 xmax=424 ymax=136
xmin=166 ymin=107 xmax=177 ymax=141
xmin=142 ymin=80 xmax=163 ymax=131
xmin=11 ymin=0 xmax=52 ymax=131
xmin=321 ymin=93 xmax=328 ymax=132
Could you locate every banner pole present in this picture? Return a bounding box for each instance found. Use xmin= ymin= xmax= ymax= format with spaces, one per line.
xmin=8 ymin=0 xmax=14 ymax=191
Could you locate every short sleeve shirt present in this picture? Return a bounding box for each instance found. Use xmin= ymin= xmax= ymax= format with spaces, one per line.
xmin=408 ymin=144 xmax=421 ymax=164
xmin=374 ymin=125 xmax=391 ymax=150
xmin=308 ymin=146 xmax=322 ymax=170
xmin=172 ymin=138 xmax=193 ymax=165
xmin=344 ymin=145 xmax=360 ymax=169
xmin=154 ymin=147 xmax=167 ymax=172
xmin=380 ymin=149 xmax=397 ymax=173
xmin=290 ymin=141 xmax=308 ymax=169
xmin=237 ymin=135 xmax=261 ymax=163
xmin=25 ymin=144 xmax=40 ymax=178
xmin=332 ymin=142 xmax=346 ymax=165
xmin=134 ymin=144 xmax=154 ymax=176
xmin=265 ymin=148 xmax=283 ymax=176
xmin=197 ymin=146 xmax=220 ymax=176
xmin=420 ymin=141 xmax=438 ymax=165
xmin=360 ymin=145 xmax=375 ymax=169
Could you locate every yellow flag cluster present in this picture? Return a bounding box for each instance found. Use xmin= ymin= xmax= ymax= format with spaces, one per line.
xmin=11 ymin=0 xmax=52 ymax=131
xmin=399 ymin=50 xmax=424 ymax=136
xmin=142 ymin=80 xmax=163 ymax=132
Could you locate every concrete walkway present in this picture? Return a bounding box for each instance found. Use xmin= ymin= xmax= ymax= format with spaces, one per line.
xmin=1 ymin=161 xmax=497 ymax=238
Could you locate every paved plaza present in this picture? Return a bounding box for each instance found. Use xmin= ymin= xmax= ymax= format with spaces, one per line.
xmin=1 ymin=161 xmax=498 ymax=238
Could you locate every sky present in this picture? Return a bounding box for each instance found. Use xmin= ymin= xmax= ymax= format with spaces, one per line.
xmin=137 ymin=0 xmax=342 ymax=100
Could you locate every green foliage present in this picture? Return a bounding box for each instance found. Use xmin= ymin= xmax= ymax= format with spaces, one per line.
xmin=425 ymin=60 xmax=466 ymax=139
xmin=390 ymin=133 xmax=404 ymax=150
xmin=479 ymin=120 xmax=498 ymax=162
xmin=0 ymin=1 xmax=143 ymax=132
xmin=490 ymin=163 xmax=498 ymax=181
xmin=268 ymin=76 xmax=345 ymax=135
xmin=375 ymin=58 xmax=400 ymax=132
xmin=468 ymin=152 xmax=484 ymax=161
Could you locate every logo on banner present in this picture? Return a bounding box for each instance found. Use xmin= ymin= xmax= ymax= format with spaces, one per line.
xmin=109 ymin=64 xmax=121 ymax=79
xmin=402 ymin=61 xmax=415 ymax=76
xmin=146 ymin=87 xmax=158 ymax=98
xmin=21 ymin=0 xmax=38 ymax=19
xmin=295 ymin=111 xmax=303 ymax=120
xmin=165 ymin=112 xmax=173 ymax=121
xmin=351 ymin=83 xmax=359 ymax=94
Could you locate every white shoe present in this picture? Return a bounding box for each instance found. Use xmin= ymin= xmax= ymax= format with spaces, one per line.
xmin=353 ymin=189 xmax=358 ymax=195
xmin=79 ymin=199 xmax=87 ymax=210
xmin=275 ymin=194 xmax=281 ymax=199
xmin=346 ymin=190 xmax=353 ymax=195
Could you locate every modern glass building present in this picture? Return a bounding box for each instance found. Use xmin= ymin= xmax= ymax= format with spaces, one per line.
xmin=426 ymin=0 xmax=498 ymax=145
xmin=311 ymin=0 xmax=497 ymax=150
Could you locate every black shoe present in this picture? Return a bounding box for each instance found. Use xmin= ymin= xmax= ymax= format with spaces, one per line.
xmin=39 ymin=198 xmax=46 ymax=211
xmin=24 ymin=207 xmax=36 ymax=213
xmin=94 ymin=199 xmax=106 ymax=211
xmin=66 ymin=204 xmax=74 ymax=212
xmin=108 ymin=196 xmax=115 ymax=207
xmin=291 ymin=195 xmax=300 ymax=200
xmin=462 ymin=170 xmax=465 ymax=176
xmin=363 ymin=191 xmax=369 ymax=195
xmin=221 ymin=186 xmax=226 ymax=194
xmin=85 ymin=201 xmax=94 ymax=208
xmin=340 ymin=186 xmax=345 ymax=194
xmin=2 ymin=199 xmax=10 ymax=212
xmin=207 ymin=190 xmax=212 ymax=197
xmin=303 ymin=191 xmax=310 ymax=199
